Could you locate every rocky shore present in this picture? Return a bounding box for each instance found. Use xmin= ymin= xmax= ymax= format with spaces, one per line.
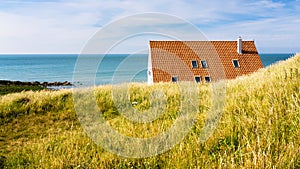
xmin=0 ymin=80 xmax=72 ymax=87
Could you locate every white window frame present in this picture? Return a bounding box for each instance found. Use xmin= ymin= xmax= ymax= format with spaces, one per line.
xmin=191 ymin=60 xmax=198 ymax=68
xmin=204 ymin=76 xmax=211 ymax=83
xmin=232 ymin=59 xmax=240 ymax=68
xmin=194 ymin=76 xmax=201 ymax=83
xmin=171 ymin=76 xmax=178 ymax=82
xmin=201 ymin=60 xmax=208 ymax=68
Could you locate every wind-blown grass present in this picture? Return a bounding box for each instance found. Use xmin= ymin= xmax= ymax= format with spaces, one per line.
xmin=0 ymin=54 xmax=299 ymax=168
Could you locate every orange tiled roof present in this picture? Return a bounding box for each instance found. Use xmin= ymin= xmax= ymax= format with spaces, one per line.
xmin=149 ymin=40 xmax=263 ymax=83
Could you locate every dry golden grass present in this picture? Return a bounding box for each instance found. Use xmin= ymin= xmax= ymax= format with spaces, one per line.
xmin=0 ymin=54 xmax=299 ymax=168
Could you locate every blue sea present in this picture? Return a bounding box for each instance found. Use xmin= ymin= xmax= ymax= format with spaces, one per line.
xmin=0 ymin=53 xmax=295 ymax=85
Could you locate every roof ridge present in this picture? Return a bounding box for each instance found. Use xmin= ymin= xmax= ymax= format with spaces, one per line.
xmin=149 ymin=40 xmax=255 ymax=42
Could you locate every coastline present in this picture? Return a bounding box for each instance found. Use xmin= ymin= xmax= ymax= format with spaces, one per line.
xmin=0 ymin=80 xmax=73 ymax=95
xmin=0 ymin=80 xmax=72 ymax=87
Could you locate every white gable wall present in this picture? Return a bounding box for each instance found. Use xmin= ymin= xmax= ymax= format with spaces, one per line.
xmin=147 ymin=43 xmax=153 ymax=85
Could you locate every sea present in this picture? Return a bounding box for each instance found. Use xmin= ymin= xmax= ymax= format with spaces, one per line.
xmin=0 ymin=53 xmax=296 ymax=86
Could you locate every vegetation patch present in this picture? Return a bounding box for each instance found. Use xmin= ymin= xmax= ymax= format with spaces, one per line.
xmin=0 ymin=54 xmax=299 ymax=168
xmin=0 ymin=85 xmax=45 ymax=96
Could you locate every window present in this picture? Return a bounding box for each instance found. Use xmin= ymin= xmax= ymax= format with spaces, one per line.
xmin=171 ymin=76 xmax=178 ymax=82
xmin=191 ymin=60 xmax=198 ymax=68
xmin=232 ymin=59 xmax=240 ymax=68
xmin=201 ymin=60 xmax=208 ymax=68
xmin=204 ymin=76 xmax=211 ymax=83
xmin=195 ymin=76 xmax=201 ymax=83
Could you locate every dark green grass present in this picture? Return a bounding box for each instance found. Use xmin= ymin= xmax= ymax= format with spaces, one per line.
xmin=0 ymin=85 xmax=45 ymax=96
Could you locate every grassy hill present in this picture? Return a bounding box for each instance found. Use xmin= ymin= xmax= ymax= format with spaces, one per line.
xmin=0 ymin=54 xmax=299 ymax=168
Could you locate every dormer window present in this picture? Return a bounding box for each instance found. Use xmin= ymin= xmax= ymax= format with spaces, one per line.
xmin=232 ymin=59 xmax=240 ymax=68
xmin=201 ymin=60 xmax=208 ymax=68
xmin=195 ymin=76 xmax=201 ymax=83
xmin=204 ymin=76 xmax=211 ymax=83
xmin=171 ymin=76 xmax=178 ymax=82
xmin=191 ymin=60 xmax=198 ymax=68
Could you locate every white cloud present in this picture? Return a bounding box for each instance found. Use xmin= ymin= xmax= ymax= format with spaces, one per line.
xmin=0 ymin=0 xmax=299 ymax=53
xmin=203 ymin=14 xmax=300 ymax=53
xmin=246 ymin=0 xmax=285 ymax=9
xmin=0 ymin=1 xmax=100 ymax=53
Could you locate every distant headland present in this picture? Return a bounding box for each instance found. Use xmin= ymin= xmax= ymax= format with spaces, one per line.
xmin=0 ymin=80 xmax=73 ymax=95
xmin=0 ymin=80 xmax=72 ymax=87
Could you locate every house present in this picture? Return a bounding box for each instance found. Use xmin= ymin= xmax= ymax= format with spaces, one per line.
xmin=147 ymin=37 xmax=263 ymax=85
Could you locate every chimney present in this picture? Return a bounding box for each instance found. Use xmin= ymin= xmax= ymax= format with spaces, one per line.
xmin=237 ymin=36 xmax=242 ymax=54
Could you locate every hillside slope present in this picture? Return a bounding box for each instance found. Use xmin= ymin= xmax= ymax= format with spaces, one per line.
xmin=0 ymin=54 xmax=299 ymax=168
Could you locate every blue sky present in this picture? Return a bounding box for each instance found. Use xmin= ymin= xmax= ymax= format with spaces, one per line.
xmin=0 ymin=0 xmax=299 ymax=53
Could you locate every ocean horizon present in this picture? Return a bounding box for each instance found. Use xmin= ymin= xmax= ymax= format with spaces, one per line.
xmin=0 ymin=53 xmax=296 ymax=85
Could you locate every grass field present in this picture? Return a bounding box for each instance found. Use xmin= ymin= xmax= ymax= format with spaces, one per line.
xmin=0 ymin=54 xmax=299 ymax=168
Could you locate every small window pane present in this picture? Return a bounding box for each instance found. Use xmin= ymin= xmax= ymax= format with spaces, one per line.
xmin=191 ymin=60 xmax=198 ymax=68
xmin=172 ymin=76 xmax=178 ymax=82
xmin=233 ymin=60 xmax=240 ymax=68
xmin=204 ymin=76 xmax=211 ymax=83
xmin=201 ymin=60 xmax=208 ymax=68
xmin=195 ymin=76 xmax=201 ymax=83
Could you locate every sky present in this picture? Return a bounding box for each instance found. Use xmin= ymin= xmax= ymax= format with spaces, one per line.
xmin=0 ymin=0 xmax=299 ymax=54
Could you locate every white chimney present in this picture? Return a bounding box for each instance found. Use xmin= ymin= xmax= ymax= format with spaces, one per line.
xmin=237 ymin=36 xmax=242 ymax=54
